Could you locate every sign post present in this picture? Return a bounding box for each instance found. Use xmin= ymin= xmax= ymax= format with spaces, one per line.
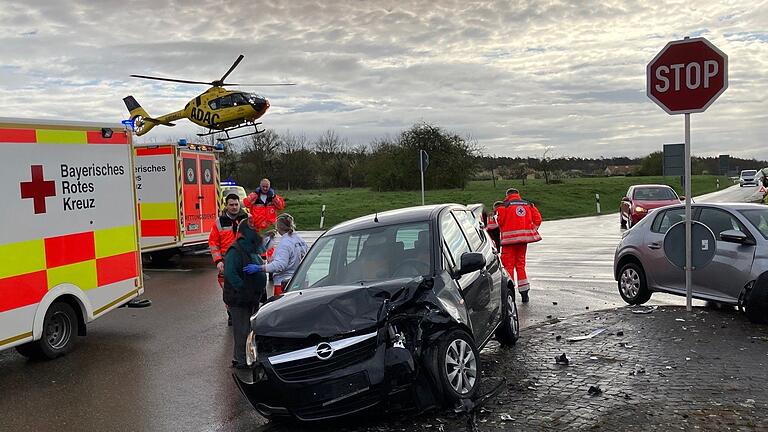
xmin=647 ymin=36 xmax=728 ymax=311
xmin=419 ymin=150 xmax=429 ymax=206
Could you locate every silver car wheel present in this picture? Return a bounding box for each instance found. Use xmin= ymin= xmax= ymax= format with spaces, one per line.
xmin=507 ymin=294 xmax=519 ymax=337
xmin=444 ymin=339 xmax=477 ymax=395
xmin=620 ymin=267 xmax=640 ymax=299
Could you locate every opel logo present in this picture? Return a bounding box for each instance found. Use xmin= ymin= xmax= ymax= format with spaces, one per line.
xmin=315 ymin=342 xmax=334 ymax=360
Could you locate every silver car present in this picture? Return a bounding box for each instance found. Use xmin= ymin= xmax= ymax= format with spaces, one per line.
xmin=614 ymin=203 xmax=768 ymax=323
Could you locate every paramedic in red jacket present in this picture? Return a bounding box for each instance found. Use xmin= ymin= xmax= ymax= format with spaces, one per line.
xmin=243 ymin=178 xmax=285 ymax=228
xmin=496 ymin=188 xmax=542 ymax=303
xmin=243 ymin=178 xmax=285 ymax=261
xmin=209 ymin=193 xmax=248 ymax=325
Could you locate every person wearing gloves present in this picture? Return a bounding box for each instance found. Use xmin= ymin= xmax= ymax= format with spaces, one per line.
xmin=223 ymin=216 xmax=272 ymax=369
xmin=243 ymin=213 xmax=308 ymax=296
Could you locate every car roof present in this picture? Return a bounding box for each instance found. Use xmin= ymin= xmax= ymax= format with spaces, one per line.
xmin=632 ymin=184 xmax=674 ymax=189
xmin=654 ymin=202 xmax=766 ymax=212
xmin=324 ymin=204 xmax=464 ymax=235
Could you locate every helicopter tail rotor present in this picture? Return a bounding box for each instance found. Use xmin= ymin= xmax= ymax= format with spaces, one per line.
xmin=123 ymin=96 xmax=157 ymax=136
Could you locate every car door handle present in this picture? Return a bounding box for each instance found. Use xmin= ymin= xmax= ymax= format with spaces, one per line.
xmin=647 ymin=242 xmax=661 ymax=250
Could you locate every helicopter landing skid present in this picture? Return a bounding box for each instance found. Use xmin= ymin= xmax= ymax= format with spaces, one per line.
xmin=196 ymin=123 xmax=265 ymax=140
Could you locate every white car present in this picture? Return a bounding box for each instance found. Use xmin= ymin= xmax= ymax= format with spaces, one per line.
xmin=740 ymin=170 xmax=758 ymax=187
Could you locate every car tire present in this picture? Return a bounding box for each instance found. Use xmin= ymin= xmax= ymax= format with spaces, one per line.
xmin=495 ymin=287 xmax=520 ymax=346
xmin=431 ymin=329 xmax=480 ymax=404
xmin=746 ymin=275 xmax=768 ymax=324
xmin=618 ymin=262 xmax=651 ymax=305
xmin=15 ymin=302 xmax=79 ymax=360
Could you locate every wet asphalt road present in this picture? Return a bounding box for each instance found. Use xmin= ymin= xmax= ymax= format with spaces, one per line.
xmin=0 ymin=184 xmax=757 ymax=431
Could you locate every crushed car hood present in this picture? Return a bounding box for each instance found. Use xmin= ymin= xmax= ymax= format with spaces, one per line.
xmin=252 ymin=278 xmax=427 ymax=339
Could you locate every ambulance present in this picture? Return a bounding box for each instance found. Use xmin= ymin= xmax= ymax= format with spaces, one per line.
xmin=134 ymin=141 xmax=221 ymax=262
xmin=0 ymin=118 xmax=143 ymax=359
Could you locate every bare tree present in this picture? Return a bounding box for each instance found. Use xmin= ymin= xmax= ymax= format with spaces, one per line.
xmin=538 ymin=146 xmax=555 ymax=185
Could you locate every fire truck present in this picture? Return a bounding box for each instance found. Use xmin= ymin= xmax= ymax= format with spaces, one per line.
xmin=0 ymin=118 xmax=143 ymax=359
xmin=134 ymin=141 xmax=222 ymax=262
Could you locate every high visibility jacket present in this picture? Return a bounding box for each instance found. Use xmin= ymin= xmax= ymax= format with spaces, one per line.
xmin=209 ymin=210 xmax=248 ymax=264
xmin=243 ymin=188 xmax=285 ymax=229
xmin=486 ymin=214 xmax=499 ymax=230
xmin=496 ymin=193 xmax=542 ymax=245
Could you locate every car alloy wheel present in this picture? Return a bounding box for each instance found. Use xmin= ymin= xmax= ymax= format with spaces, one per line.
xmin=507 ymin=293 xmax=519 ymax=338
xmin=444 ymin=339 xmax=477 ymax=395
xmin=620 ymin=267 xmax=640 ymax=299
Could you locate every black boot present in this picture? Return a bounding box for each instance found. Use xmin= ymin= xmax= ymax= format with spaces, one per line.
xmin=521 ymin=291 xmax=529 ymax=303
xmin=227 ymin=310 xmax=232 ymax=327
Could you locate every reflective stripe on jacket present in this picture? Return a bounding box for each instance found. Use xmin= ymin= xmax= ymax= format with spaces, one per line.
xmin=208 ymin=210 xmax=248 ymax=263
xmin=497 ymin=194 xmax=542 ymax=245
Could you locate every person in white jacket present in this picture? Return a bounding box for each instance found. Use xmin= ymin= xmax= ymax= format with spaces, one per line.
xmin=244 ymin=213 xmax=308 ymax=296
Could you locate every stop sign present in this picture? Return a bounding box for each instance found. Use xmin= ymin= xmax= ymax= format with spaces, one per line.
xmin=647 ymin=37 xmax=728 ymax=114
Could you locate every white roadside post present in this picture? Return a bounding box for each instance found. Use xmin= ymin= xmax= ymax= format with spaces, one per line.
xmin=647 ymin=36 xmax=728 ymax=312
xmin=319 ymin=204 xmax=326 ymax=229
xmin=419 ymin=150 xmax=429 ymax=206
xmin=595 ymin=193 xmax=601 ymax=214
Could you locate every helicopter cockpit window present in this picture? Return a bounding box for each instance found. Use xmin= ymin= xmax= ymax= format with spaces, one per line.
xmin=217 ymin=95 xmax=233 ymax=108
xmin=230 ymin=93 xmax=247 ymax=106
xmin=208 ymin=99 xmax=219 ymax=110
xmin=247 ymin=93 xmax=263 ymax=104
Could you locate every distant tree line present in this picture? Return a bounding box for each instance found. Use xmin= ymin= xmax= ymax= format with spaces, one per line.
xmin=206 ymin=124 xmax=766 ymax=191
xmin=211 ymin=122 xmax=481 ymax=191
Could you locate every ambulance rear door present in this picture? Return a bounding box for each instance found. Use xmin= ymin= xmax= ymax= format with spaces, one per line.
xmin=135 ymin=145 xmax=179 ymax=251
xmin=180 ymin=148 xmax=217 ymax=245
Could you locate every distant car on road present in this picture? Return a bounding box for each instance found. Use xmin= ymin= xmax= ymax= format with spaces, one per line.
xmin=614 ymin=202 xmax=768 ymax=323
xmin=740 ymin=170 xmax=759 ymax=187
xmin=234 ymin=204 xmax=520 ymax=422
xmin=620 ymin=185 xmax=682 ymax=229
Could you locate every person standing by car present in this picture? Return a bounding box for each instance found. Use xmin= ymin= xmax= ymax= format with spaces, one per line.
xmin=209 ymin=193 xmax=249 ymax=326
xmin=243 ymin=213 xmax=308 ymax=296
xmin=223 ymin=217 xmax=270 ymax=369
xmin=496 ymin=188 xmax=542 ymax=303
xmin=486 ymin=201 xmax=503 ymax=250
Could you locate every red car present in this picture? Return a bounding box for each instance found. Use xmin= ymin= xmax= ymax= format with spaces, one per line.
xmin=620 ymin=185 xmax=683 ymax=228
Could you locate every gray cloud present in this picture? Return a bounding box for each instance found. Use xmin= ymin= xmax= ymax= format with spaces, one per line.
xmin=0 ymin=0 xmax=765 ymax=158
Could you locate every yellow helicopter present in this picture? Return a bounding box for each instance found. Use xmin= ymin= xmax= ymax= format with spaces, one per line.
xmin=124 ymin=55 xmax=294 ymax=140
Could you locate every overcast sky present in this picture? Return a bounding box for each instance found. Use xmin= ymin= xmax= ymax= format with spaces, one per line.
xmin=0 ymin=0 xmax=765 ymax=158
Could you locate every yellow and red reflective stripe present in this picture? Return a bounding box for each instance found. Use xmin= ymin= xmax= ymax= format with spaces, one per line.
xmin=0 ymin=239 xmax=46 ymax=279
xmin=95 ymin=225 xmax=137 ymax=258
xmin=0 ymin=128 xmax=128 ymax=144
xmin=97 ymin=251 xmax=138 ymax=286
xmin=45 ymin=231 xmax=95 ymax=268
xmin=0 ymin=271 xmax=48 ymax=313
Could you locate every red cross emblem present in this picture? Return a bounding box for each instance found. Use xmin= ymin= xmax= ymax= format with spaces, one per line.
xmin=20 ymin=165 xmax=56 ymax=214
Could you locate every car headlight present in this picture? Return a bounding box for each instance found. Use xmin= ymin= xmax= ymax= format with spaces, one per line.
xmin=634 ymin=206 xmax=647 ymax=213
xmin=245 ymin=331 xmax=258 ymax=366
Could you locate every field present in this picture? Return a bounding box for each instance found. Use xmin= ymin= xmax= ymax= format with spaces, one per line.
xmin=273 ymin=175 xmax=731 ymax=230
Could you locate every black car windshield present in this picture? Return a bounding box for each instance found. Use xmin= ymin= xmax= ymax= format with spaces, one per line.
xmin=285 ymin=222 xmax=432 ymax=291
xmin=739 ymin=209 xmax=768 ymax=239
xmin=742 ymin=170 xmax=757 ymax=177
xmin=633 ymin=187 xmax=677 ymax=200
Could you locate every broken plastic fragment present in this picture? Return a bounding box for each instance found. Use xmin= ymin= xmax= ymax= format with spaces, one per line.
xmin=567 ymin=328 xmax=606 ymax=342
xmin=587 ymin=385 xmax=602 ymax=396
xmin=616 ymin=331 xmax=624 ymax=336
xmin=500 ymin=413 xmax=514 ymax=421
xmin=555 ymin=353 xmax=569 ymax=365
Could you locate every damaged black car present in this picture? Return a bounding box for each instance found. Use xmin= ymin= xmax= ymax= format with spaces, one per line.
xmin=233 ymin=204 xmax=520 ymax=422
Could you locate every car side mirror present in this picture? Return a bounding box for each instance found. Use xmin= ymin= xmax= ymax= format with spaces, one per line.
xmin=679 ymin=196 xmax=686 ymax=201
xmin=720 ymin=229 xmax=755 ymax=245
xmin=455 ymin=252 xmax=486 ymax=277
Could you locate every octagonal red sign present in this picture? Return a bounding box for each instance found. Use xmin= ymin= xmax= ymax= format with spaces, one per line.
xmin=647 ymin=37 xmax=728 ymax=114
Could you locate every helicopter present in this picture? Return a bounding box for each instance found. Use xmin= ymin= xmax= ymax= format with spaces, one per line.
xmin=123 ymin=55 xmax=294 ymax=140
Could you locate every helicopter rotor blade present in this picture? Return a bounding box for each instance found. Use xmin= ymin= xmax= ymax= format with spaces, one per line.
xmin=222 ymin=82 xmax=297 ymax=86
xmin=219 ymin=54 xmax=245 ymax=83
xmin=130 ymin=75 xmax=211 ymax=85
